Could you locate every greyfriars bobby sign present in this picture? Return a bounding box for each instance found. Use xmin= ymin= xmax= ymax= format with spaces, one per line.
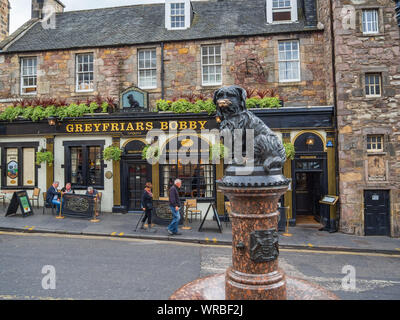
xmin=120 ymin=87 xmax=149 ymax=111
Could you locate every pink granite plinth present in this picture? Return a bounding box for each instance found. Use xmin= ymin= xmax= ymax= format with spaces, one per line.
xmin=170 ymin=273 xmax=339 ymax=300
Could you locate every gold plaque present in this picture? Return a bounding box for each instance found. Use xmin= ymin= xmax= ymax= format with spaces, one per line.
xmin=105 ymin=171 xmax=113 ymax=179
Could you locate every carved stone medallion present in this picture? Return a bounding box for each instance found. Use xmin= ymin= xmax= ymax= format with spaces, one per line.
xmin=249 ymin=229 xmax=279 ymax=263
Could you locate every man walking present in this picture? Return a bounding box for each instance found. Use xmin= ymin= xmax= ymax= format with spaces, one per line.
xmin=167 ymin=179 xmax=182 ymax=236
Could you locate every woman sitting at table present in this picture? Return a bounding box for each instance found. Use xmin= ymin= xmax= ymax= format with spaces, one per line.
xmin=61 ymin=183 xmax=75 ymax=194
xmin=46 ymin=181 xmax=61 ymax=213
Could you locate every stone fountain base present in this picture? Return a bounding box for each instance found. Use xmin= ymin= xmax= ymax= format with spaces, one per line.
xmin=170 ymin=272 xmax=338 ymax=300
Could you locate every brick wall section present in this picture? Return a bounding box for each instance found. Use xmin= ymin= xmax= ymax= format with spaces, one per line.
xmin=0 ymin=0 xmax=9 ymax=42
xmin=333 ymin=0 xmax=400 ymax=236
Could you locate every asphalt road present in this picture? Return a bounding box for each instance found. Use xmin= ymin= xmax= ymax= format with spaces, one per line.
xmin=0 ymin=232 xmax=399 ymax=300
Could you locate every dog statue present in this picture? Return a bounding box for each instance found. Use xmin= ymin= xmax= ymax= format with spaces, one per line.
xmin=213 ymin=85 xmax=286 ymax=174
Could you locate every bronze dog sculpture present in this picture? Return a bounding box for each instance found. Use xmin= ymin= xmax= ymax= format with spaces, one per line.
xmin=214 ymin=86 xmax=286 ymax=174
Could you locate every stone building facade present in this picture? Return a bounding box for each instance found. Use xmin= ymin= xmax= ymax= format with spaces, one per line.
xmin=332 ymin=0 xmax=400 ymax=237
xmin=0 ymin=0 xmax=10 ymax=42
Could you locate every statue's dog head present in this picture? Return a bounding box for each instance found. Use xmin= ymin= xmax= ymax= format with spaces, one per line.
xmin=213 ymin=86 xmax=247 ymax=118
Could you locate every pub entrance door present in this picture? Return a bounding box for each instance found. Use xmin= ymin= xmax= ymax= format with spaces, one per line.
xmin=126 ymin=161 xmax=151 ymax=212
xmin=120 ymin=139 xmax=152 ymax=212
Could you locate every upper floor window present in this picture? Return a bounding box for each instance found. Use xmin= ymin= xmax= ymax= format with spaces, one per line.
xmin=171 ymin=3 xmax=185 ymax=29
xmin=267 ymin=0 xmax=298 ymax=24
xmin=278 ymin=40 xmax=300 ymax=82
xmin=365 ymin=73 xmax=381 ymax=97
xmin=20 ymin=57 xmax=37 ymax=95
xmin=362 ymin=9 xmax=379 ymax=34
xmin=201 ymin=45 xmax=222 ymax=86
xmin=138 ymin=49 xmax=157 ymax=89
xmin=165 ymin=0 xmax=191 ymax=30
xmin=76 ymin=53 xmax=94 ymax=92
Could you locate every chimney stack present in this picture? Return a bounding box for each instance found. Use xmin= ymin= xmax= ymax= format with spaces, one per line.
xmin=32 ymin=0 xmax=65 ymax=19
xmin=0 ymin=0 xmax=10 ymax=41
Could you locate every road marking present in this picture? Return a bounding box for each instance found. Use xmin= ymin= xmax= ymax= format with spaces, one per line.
xmin=118 ymin=233 xmax=124 ymax=236
xmin=111 ymin=232 xmax=117 ymax=236
xmin=308 ymin=243 xmax=314 ymax=248
xmin=0 ymin=294 xmax=74 ymax=301
xmin=1 ymin=231 xmax=400 ymax=258
xmin=395 ymin=248 xmax=400 ymax=252
xmin=213 ymin=238 xmax=217 ymax=243
xmin=205 ymin=238 xmax=209 ymax=243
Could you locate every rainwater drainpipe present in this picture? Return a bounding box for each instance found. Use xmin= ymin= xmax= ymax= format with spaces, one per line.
xmin=329 ymin=0 xmax=340 ymax=230
xmin=161 ymin=42 xmax=165 ymax=100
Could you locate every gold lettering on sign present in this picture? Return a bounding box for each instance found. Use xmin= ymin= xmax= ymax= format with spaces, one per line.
xmin=75 ymin=124 xmax=83 ymax=133
xmin=179 ymin=121 xmax=188 ymax=130
xmin=146 ymin=122 xmax=153 ymax=130
xmin=198 ymin=121 xmax=207 ymax=130
xmin=102 ymin=123 xmax=110 ymax=132
xmin=120 ymin=123 xmax=126 ymax=131
xmin=84 ymin=124 xmax=92 ymax=132
xmin=66 ymin=124 xmax=74 ymax=133
xmin=136 ymin=122 xmax=144 ymax=131
xmin=93 ymin=123 xmax=101 ymax=132
xmin=126 ymin=123 xmax=134 ymax=131
xmin=189 ymin=121 xmax=197 ymax=130
xmin=160 ymin=122 xmax=168 ymax=130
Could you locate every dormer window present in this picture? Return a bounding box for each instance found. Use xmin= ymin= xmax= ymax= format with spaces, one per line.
xmin=171 ymin=3 xmax=185 ymax=29
xmin=165 ymin=0 xmax=192 ymax=30
xmin=266 ymin=0 xmax=298 ymax=24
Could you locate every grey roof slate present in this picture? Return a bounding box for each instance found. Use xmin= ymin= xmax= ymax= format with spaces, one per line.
xmin=3 ymin=0 xmax=319 ymax=53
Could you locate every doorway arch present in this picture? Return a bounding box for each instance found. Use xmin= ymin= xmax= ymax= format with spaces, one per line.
xmin=291 ymin=132 xmax=328 ymax=225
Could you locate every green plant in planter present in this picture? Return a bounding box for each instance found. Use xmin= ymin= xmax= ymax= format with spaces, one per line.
xmin=209 ymin=143 xmax=229 ymax=162
xmin=36 ymin=150 xmax=54 ymax=166
xmin=103 ymin=145 xmax=123 ymax=161
xmin=0 ymin=106 xmax=24 ymax=122
xmin=142 ymin=145 xmax=161 ymax=162
xmin=31 ymin=106 xmax=46 ymax=122
xmin=156 ymin=99 xmax=170 ymax=112
xmin=101 ymin=102 xmax=109 ymax=113
xmin=284 ymin=143 xmax=295 ymax=161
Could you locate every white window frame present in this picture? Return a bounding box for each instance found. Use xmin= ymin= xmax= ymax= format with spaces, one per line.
xmin=170 ymin=3 xmax=185 ymax=29
xmin=201 ymin=45 xmax=222 ymax=87
xmin=362 ymin=9 xmax=379 ymax=34
xmin=266 ymin=0 xmax=298 ymax=24
xmin=165 ymin=0 xmax=191 ymax=30
xmin=75 ymin=53 xmax=94 ymax=93
xmin=365 ymin=73 xmax=382 ymax=97
xmin=138 ymin=49 xmax=157 ymax=90
xmin=278 ymin=40 xmax=301 ymax=83
xmin=20 ymin=57 xmax=37 ymax=96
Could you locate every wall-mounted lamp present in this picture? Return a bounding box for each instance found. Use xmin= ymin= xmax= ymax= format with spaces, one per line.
xmin=47 ymin=116 xmax=57 ymax=126
xmin=306 ymin=136 xmax=315 ymax=146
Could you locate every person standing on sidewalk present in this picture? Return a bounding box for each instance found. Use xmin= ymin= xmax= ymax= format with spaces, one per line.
xmin=140 ymin=182 xmax=155 ymax=232
xmin=167 ymin=179 xmax=182 ymax=236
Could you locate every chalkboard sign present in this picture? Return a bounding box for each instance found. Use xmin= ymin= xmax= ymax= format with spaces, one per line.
xmin=5 ymin=191 xmax=34 ymax=217
xmin=198 ymin=203 xmax=223 ymax=233
xmin=61 ymin=194 xmax=96 ymax=219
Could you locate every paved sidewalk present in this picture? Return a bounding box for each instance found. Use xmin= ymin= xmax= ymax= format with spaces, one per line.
xmin=0 ymin=209 xmax=400 ymax=254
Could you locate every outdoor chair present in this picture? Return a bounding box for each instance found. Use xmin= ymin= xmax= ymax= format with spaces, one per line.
xmin=42 ymin=192 xmax=56 ymax=215
xmin=186 ymin=199 xmax=202 ymax=222
xmin=29 ymin=188 xmax=40 ymax=209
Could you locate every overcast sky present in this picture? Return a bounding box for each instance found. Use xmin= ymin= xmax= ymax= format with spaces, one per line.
xmin=9 ymin=0 xmax=167 ymax=33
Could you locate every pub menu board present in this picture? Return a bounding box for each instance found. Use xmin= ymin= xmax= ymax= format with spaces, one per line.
xmin=319 ymin=195 xmax=339 ymax=206
xmin=5 ymin=191 xmax=34 ymax=217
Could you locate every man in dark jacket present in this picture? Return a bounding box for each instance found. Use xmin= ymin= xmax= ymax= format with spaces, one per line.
xmin=167 ymin=179 xmax=182 ymax=236
xmin=46 ymin=181 xmax=61 ymax=213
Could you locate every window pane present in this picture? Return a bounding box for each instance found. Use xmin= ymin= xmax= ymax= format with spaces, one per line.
xmin=88 ymin=146 xmax=102 ymax=186
xmin=6 ymin=148 xmax=19 ymax=187
xmin=70 ymin=147 xmax=83 ymax=185
xmin=23 ymin=148 xmax=35 ymax=186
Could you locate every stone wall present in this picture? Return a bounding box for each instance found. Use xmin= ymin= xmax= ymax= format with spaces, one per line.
xmin=0 ymin=0 xmax=9 ymax=42
xmin=333 ymin=0 xmax=400 ymax=237
xmin=0 ymin=31 xmax=333 ymax=110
